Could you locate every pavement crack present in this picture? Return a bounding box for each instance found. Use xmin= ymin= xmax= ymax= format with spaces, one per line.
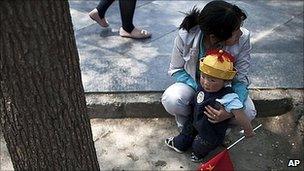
xmin=93 ymin=130 xmax=112 ymax=142
xmin=136 ymin=1 xmax=153 ymax=8
xmin=126 ymin=153 xmax=139 ymax=161
xmin=147 ymin=28 xmax=178 ymax=43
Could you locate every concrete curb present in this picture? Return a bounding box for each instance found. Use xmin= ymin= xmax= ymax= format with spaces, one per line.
xmin=85 ymin=89 xmax=302 ymax=119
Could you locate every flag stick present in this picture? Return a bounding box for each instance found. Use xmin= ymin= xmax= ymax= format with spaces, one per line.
xmin=227 ymin=124 xmax=262 ymax=150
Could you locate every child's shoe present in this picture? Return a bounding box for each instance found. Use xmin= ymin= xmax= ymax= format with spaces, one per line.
xmin=190 ymin=152 xmax=204 ymax=163
xmin=191 ymin=135 xmax=217 ymax=162
xmin=165 ymin=134 xmax=194 ymax=153
xmin=165 ymin=137 xmax=184 ymax=153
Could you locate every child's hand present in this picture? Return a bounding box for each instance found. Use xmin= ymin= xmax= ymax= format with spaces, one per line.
xmin=244 ymin=129 xmax=255 ymax=138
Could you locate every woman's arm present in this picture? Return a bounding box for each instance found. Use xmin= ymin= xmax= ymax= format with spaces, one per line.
xmin=169 ymin=35 xmax=197 ymax=90
xmin=168 ymin=35 xmax=185 ymax=76
xmin=233 ymin=28 xmax=251 ymax=86
xmin=232 ymin=28 xmax=251 ymax=103
xmin=172 ymin=71 xmax=198 ymax=90
xmin=232 ymin=81 xmax=248 ymax=104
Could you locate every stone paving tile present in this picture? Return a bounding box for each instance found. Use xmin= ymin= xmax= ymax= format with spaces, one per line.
xmin=250 ymin=53 xmax=304 ymax=88
xmin=3 ymin=115 xmax=302 ymax=170
xmin=69 ymin=0 xmax=304 ymax=92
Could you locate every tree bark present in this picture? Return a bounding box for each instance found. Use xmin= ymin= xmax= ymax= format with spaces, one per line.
xmin=0 ymin=1 xmax=100 ymax=170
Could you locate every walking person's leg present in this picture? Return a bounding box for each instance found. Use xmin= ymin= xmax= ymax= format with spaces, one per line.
xmin=118 ymin=0 xmax=151 ymax=39
xmin=118 ymin=0 xmax=136 ymax=33
xmin=89 ymin=0 xmax=114 ymax=27
xmin=96 ymin=0 xmax=114 ymax=19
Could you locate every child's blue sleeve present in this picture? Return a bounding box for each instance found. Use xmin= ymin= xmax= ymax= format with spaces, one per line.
xmin=172 ymin=69 xmax=198 ymax=90
xmin=215 ymin=93 xmax=243 ymax=113
xmin=232 ymin=81 xmax=249 ymax=104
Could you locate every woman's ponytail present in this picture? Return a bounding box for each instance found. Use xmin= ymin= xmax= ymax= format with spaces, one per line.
xmin=179 ymin=7 xmax=200 ymax=32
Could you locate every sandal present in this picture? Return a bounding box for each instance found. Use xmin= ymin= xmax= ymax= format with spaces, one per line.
xmin=165 ymin=137 xmax=184 ymax=153
xmin=89 ymin=9 xmax=109 ymax=28
xmin=119 ymin=27 xmax=151 ymax=39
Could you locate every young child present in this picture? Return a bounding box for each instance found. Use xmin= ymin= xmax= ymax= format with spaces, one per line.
xmin=165 ymin=49 xmax=255 ymax=162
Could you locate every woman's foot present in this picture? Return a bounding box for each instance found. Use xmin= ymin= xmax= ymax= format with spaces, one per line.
xmin=89 ymin=9 xmax=109 ymax=28
xmin=119 ymin=27 xmax=151 ymax=39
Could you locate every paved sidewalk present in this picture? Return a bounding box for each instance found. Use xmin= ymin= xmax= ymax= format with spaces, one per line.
xmin=1 ymin=115 xmax=303 ymax=170
xmin=1 ymin=1 xmax=303 ymax=170
xmin=69 ymin=0 xmax=303 ymax=92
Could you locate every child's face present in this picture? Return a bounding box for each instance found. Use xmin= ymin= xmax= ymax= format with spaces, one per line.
xmin=200 ymin=73 xmax=225 ymax=92
xmin=225 ymin=28 xmax=242 ymax=46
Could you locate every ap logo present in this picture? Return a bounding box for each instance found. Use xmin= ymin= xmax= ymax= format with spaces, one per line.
xmin=288 ymin=159 xmax=301 ymax=167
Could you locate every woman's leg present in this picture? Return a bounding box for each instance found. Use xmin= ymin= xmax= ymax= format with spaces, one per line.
xmin=243 ymin=96 xmax=257 ymax=121
xmin=96 ymin=0 xmax=115 ymax=19
xmin=118 ymin=0 xmax=151 ymax=39
xmin=89 ymin=0 xmax=114 ymax=27
xmin=161 ymin=83 xmax=195 ymax=128
xmin=118 ymin=0 xmax=136 ymax=33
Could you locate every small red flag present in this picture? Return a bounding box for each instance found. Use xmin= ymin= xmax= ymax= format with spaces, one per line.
xmin=197 ymin=149 xmax=234 ymax=171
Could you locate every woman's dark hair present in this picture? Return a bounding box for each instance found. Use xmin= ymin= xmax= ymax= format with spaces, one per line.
xmin=180 ymin=0 xmax=247 ymax=41
xmin=179 ymin=6 xmax=200 ymax=32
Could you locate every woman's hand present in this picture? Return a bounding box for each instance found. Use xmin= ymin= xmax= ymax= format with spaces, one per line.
xmin=204 ymin=105 xmax=233 ymax=123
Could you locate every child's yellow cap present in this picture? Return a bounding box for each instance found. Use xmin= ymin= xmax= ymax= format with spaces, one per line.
xmin=200 ymin=49 xmax=236 ymax=80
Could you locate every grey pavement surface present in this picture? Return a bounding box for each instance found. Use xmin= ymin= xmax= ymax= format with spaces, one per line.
xmin=1 ymin=114 xmax=303 ymax=170
xmin=69 ymin=0 xmax=303 ymax=92
xmin=3 ymin=89 xmax=303 ymax=170
xmin=1 ymin=1 xmax=303 ymax=170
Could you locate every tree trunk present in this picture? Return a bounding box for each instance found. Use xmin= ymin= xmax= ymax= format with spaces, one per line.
xmin=0 ymin=1 xmax=100 ymax=170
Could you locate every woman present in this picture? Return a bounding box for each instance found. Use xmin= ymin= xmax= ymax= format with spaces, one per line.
xmin=162 ymin=0 xmax=256 ymax=129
